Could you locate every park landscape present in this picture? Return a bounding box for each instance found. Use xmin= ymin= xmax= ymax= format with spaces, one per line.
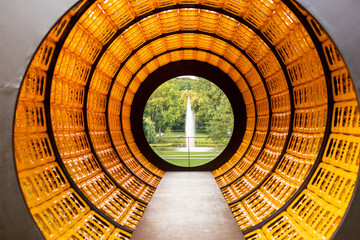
xmin=143 ymin=76 xmax=234 ymax=167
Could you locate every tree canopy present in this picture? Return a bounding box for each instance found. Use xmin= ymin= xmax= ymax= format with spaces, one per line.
xmin=143 ymin=76 xmax=234 ymax=143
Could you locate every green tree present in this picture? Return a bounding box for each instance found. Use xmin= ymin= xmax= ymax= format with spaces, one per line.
xmin=143 ymin=117 xmax=156 ymax=143
xmin=143 ymin=76 xmax=234 ymax=143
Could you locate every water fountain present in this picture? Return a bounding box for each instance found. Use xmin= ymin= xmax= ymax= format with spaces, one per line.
xmin=185 ymin=96 xmax=195 ymax=149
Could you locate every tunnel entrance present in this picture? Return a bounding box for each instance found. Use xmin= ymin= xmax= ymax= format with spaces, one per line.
xmin=143 ymin=75 xmax=234 ymax=167
xmin=6 ymin=0 xmax=360 ymax=239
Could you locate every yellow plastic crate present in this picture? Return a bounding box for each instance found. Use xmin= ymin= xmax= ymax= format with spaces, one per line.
xmin=252 ymin=83 xmax=267 ymax=101
xmin=108 ymin=99 xmax=122 ymax=116
xmin=257 ymin=148 xmax=280 ymax=170
xmin=270 ymin=91 xmax=291 ymax=113
xmin=262 ymin=212 xmax=310 ymax=240
xmin=332 ymin=101 xmax=360 ymax=134
xmin=87 ymin=90 xmax=107 ymax=112
xmin=52 ymin=107 xmax=85 ymax=132
xmin=308 ymin=163 xmax=356 ymax=209
xmin=221 ymin=186 xmax=238 ymax=203
xmin=20 ymin=67 xmax=46 ymax=101
xmin=48 ymin=14 xmax=71 ymax=42
xmin=87 ymin=112 xmax=107 ymax=131
xmin=14 ymin=133 xmax=55 ymax=171
xmin=231 ymin=177 xmax=254 ymax=200
xmin=108 ymin=228 xmax=132 ymax=240
xmin=287 ymin=49 xmax=323 ymax=87
xmin=108 ymin=163 xmax=132 ymax=184
xmin=50 ymin=77 xmax=85 ymax=107
xmin=256 ymin=116 xmax=269 ymax=131
xmin=78 ymin=3 xmax=116 ymax=45
xmin=257 ymin=52 xmax=281 ymax=78
xmin=306 ymin=15 xmax=328 ymax=42
xmin=89 ymin=131 xmax=112 ymax=151
xmin=252 ymin=131 xmax=267 ymax=147
xmin=331 ymin=67 xmax=356 ymax=102
xmin=247 ymin=117 xmax=256 ymax=130
xmin=265 ymin=71 xmax=288 ymax=95
xmin=98 ymin=0 xmax=135 ymax=29
xmin=30 ymin=189 xmax=89 ymax=239
xmin=265 ymin=132 xmax=288 ymax=152
xmin=271 ymin=112 xmax=290 ymax=132
xmin=243 ymin=0 xmax=278 ymax=29
xmin=234 ymin=157 xmax=253 ymax=174
xmin=293 ymin=105 xmax=327 ymax=133
xmin=261 ymin=173 xmax=297 ymax=205
xmin=18 ymin=163 xmax=70 ymax=207
xmin=323 ymin=133 xmax=360 ymax=172
xmin=242 ymin=189 xmax=279 ymax=222
xmin=224 ymin=45 xmax=242 ymax=63
xmin=90 ymin=70 xmax=112 ymax=95
xmin=242 ymin=91 xmax=254 ymax=107
xmin=54 ymin=50 xmax=91 ymax=85
xmin=222 ymin=0 xmax=249 ymax=17
xmin=64 ymin=24 xmax=102 ymax=64
xmin=245 ymin=68 xmax=262 ymax=87
xmin=245 ymin=163 xmax=269 ymax=186
xmin=276 ymin=31 xmax=304 ymax=65
xmin=287 ymin=189 xmax=343 ymax=239
xmin=99 ymin=189 xmax=134 ymax=222
xmin=275 ymin=154 xmax=314 ymax=185
xmin=244 ymin=229 xmax=267 ymax=240
xmin=287 ymin=133 xmax=323 ymax=159
xmin=245 ymin=144 xmax=261 ymax=160
xmin=235 ymin=55 xmax=254 ymax=76
xmin=261 ymin=2 xmax=298 ymax=46
xmin=63 ymin=153 xmax=101 ymax=183
xmin=62 ymin=211 xmax=115 ymax=239
xmin=124 ymin=157 xmax=141 ymax=172
xmin=15 ymin=101 xmax=47 ymax=134
xmin=97 ymin=148 xmax=121 ymax=168
xmin=179 ymin=9 xmax=199 ymax=31
xmin=293 ymin=77 xmax=327 ymax=108
xmin=217 ymin=15 xmax=238 ymax=39
xmin=230 ymin=202 xmax=257 ymax=231
xmin=138 ymin=185 xmax=155 ymax=202
xmin=159 ymin=10 xmax=180 ymax=34
xmin=246 ymin=36 xmax=270 ymax=63
xmin=122 ymin=176 xmax=145 ymax=198
xmin=32 ymin=39 xmax=56 ymax=71
xmin=79 ymin=173 xmax=116 ymax=204
xmin=120 ymin=202 xmax=146 ymax=230
xmin=116 ymin=67 xmax=133 ymax=88
xmin=98 ymin=52 xmax=121 ymax=78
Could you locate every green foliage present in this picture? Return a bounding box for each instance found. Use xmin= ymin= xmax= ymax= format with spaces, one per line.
xmin=143 ymin=76 xmax=234 ymax=143
xmin=143 ymin=117 xmax=156 ymax=143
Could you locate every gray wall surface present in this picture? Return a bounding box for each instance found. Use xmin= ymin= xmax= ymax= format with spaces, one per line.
xmin=0 ymin=0 xmax=359 ymax=239
xmin=0 ymin=1 xmax=77 ymax=239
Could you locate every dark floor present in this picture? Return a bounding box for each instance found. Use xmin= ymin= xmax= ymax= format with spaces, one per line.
xmin=131 ymin=171 xmax=245 ymax=240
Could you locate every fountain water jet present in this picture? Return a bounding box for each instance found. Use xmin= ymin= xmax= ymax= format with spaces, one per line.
xmin=176 ymin=96 xmax=214 ymax=153
xmin=186 ymin=96 xmax=195 ymax=149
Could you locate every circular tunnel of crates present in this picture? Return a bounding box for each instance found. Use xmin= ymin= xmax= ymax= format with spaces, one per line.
xmin=2 ymin=0 xmax=360 ymax=239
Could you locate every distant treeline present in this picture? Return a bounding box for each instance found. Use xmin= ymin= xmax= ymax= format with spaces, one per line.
xmin=143 ymin=76 xmax=234 ymax=143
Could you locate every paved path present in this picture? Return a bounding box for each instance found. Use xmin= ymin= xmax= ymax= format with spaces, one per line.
xmin=131 ymin=171 xmax=245 ymax=240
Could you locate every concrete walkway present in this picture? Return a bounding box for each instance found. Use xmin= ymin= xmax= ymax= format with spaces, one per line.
xmin=131 ymin=172 xmax=245 ymax=240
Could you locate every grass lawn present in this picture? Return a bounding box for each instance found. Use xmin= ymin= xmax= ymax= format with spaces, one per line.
xmin=153 ymin=150 xmax=223 ymax=167
xmin=150 ymin=131 xmax=227 ymax=167
xmin=159 ymin=131 xmax=210 ymax=139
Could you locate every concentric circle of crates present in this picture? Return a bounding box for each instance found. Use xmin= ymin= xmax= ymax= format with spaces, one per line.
xmin=7 ymin=0 xmax=360 ymax=239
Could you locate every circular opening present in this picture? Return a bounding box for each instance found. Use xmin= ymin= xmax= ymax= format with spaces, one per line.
xmin=143 ymin=75 xmax=234 ymax=167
